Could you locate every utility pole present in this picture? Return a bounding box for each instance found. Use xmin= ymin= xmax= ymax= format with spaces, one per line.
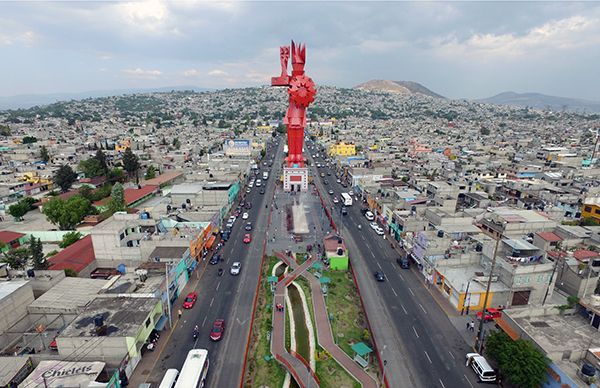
xmin=165 ymin=263 xmax=173 ymax=329
xmin=542 ymin=257 xmax=558 ymax=305
xmin=461 ymin=279 xmax=472 ymax=315
xmin=582 ymin=262 xmax=595 ymax=299
xmin=475 ymin=233 xmax=501 ymax=353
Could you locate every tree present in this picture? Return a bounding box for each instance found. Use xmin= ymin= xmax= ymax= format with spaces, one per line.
xmin=59 ymin=231 xmax=82 ymax=249
xmin=108 ymin=168 xmax=125 ymax=183
xmin=22 ymin=136 xmax=38 ymax=144
xmin=40 ymin=145 xmax=50 ymax=163
xmin=78 ymin=158 xmax=104 ymax=178
xmin=485 ymin=331 xmax=549 ymax=388
xmin=78 ymin=185 xmax=94 ymax=201
xmin=8 ymin=202 xmax=29 ymax=221
xmin=29 ymin=236 xmax=48 ymax=270
xmin=43 ymin=195 xmax=94 ymax=230
xmin=94 ymin=149 xmax=108 ymax=173
xmin=0 ymin=124 xmax=11 ymax=136
xmin=107 ymin=183 xmax=126 ymax=214
xmin=480 ymin=127 xmax=491 ymax=136
xmin=1 ymin=248 xmax=30 ymax=270
xmin=64 ymin=268 xmax=78 ymax=277
xmin=145 ymin=166 xmax=157 ymax=180
xmin=172 ymin=137 xmax=181 ymax=150
xmin=122 ymin=148 xmax=140 ymax=182
xmin=54 ymin=164 xmax=78 ymax=192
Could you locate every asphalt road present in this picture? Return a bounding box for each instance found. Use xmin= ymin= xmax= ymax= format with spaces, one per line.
xmin=306 ymin=145 xmax=480 ymax=388
xmin=150 ymin=137 xmax=285 ymax=387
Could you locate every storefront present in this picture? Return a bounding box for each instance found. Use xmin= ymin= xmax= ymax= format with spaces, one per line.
xmin=20 ymin=361 xmax=107 ymax=388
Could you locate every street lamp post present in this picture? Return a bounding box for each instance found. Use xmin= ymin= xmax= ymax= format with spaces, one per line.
xmin=475 ymin=233 xmax=501 ymax=353
xmin=461 ymin=278 xmax=472 ymax=316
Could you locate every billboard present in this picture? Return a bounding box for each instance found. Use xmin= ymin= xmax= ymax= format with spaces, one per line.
xmin=224 ymin=139 xmax=251 ymax=157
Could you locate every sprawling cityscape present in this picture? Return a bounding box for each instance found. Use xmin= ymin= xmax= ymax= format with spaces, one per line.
xmin=1 ymin=2 xmax=600 ymax=388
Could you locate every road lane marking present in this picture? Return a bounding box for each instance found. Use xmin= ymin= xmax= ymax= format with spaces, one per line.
xmin=391 ymin=287 xmax=398 ymax=297
xmin=409 ymin=287 xmax=415 ymax=296
xmin=377 ymin=261 xmax=382 ymax=269
xmin=210 ymin=297 xmax=214 ymax=307
xmin=202 ymin=316 xmax=207 ymax=327
xmin=439 ymin=379 xmax=446 ymax=388
xmin=216 ymin=281 xmax=221 ymax=291
xmin=412 ymin=326 xmax=419 ymax=338
xmin=398 ymin=272 xmax=404 ymax=281
xmin=419 ymin=303 xmax=427 ymax=314
xmin=464 ymin=375 xmax=474 ymax=388
xmin=401 ymin=304 xmax=408 ymax=315
xmin=424 ymin=351 xmax=432 ymax=364
xmin=448 ymin=351 xmax=455 ymax=360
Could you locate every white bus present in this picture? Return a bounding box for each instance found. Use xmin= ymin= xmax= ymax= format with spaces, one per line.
xmin=174 ymin=349 xmax=209 ymax=388
xmin=159 ymin=369 xmax=179 ymax=388
xmin=341 ymin=193 xmax=353 ymax=206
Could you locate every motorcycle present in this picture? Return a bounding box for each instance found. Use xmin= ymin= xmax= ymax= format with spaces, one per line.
xmin=217 ymin=268 xmax=224 ymax=277
xmin=358 ymin=224 xmax=362 ymax=230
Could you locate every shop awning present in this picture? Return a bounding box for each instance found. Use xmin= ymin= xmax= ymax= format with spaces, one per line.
xmin=205 ymin=235 xmax=217 ymax=250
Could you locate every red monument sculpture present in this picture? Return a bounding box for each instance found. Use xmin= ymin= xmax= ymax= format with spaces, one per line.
xmin=272 ymin=41 xmax=316 ymax=168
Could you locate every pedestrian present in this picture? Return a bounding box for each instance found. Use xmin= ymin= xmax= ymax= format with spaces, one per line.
xmin=470 ymin=320 xmax=475 ymax=331
xmin=178 ymin=309 xmax=182 ymax=319
xmin=466 ymin=321 xmax=470 ymax=331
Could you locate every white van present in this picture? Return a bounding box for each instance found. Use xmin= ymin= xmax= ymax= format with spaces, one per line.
xmin=465 ymin=353 xmax=496 ymax=382
xmin=159 ymin=369 xmax=179 ymax=388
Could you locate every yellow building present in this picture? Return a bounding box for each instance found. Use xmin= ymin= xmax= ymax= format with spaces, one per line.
xmin=582 ymin=197 xmax=600 ymax=222
xmin=115 ymin=139 xmax=131 ymax=152
xmin=328 ymin=142 xmax=356 ymax=156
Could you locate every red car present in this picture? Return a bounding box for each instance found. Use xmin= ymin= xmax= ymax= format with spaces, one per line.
xmin=476 ymin=308 xmax=502 ymax=322
xmin=182 ymin=292 xmax=198 ymax=309
xmin=210 ymin=319 xmax=225 ymax=341
xmin=243 ymin=234 xmax=251 ymax=244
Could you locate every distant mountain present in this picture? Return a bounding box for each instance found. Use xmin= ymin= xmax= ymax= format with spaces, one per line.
xmin=0 ymin=86 xmax=213 ymax=110
xmin=354 ymin=80 xmax=445 ymax=99
xmin=478 ymin=91 xmax=600 ymax=113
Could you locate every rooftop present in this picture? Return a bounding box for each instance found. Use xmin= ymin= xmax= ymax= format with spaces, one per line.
xmin=536 ymin=231 xmax=563 ymax=242
xmin=0 ymin=230 xmax=25 ymax=244
xmin=0 ymin=281 xmax=30 ymax=301
xmin=60 ymin=297 xmax=157 ymax=338
xmin=149 ymin=246 xmax=189 ymax=260
xmin=437 ymin=264 xmax=511 ymax=294
xmin=48 ymin=235 xmax=95 ymax=273
xmin=28 ymin=277 xmax=108 ymax=313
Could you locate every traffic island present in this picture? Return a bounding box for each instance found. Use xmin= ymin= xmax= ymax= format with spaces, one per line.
xmin=243 ymin=256 xmax=287 ymax=388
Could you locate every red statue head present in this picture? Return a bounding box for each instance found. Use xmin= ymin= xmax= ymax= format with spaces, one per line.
xmin=291 ymin=40 xmax=305 ymax=76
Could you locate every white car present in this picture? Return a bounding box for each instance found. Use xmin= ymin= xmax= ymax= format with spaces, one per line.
xmin=349 ymin=191 xmax=354 ymax=196
xmin=365 ymin=211 xmax=375 ymax=221
xmin=242 ymin=212 xmax=249 ymax=220
xmin=230 ymin=262 xmax=241 ymax=276
xmin=375 ymin=227 xmax=385 ymax=236
xmin=333 ymin=196 xmax=339 ymax=204
xmin=369 ymin=222 xmax=378 ymax=230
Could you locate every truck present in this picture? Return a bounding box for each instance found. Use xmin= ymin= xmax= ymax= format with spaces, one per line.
xmin=263 ymin=171 xmax=269 ymax=180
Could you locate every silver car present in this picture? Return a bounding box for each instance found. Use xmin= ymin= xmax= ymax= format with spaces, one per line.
xmin=230 ymin=262 xmax=241 ymax=275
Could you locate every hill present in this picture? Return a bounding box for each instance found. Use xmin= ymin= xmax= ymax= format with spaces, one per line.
xmin=478 ymin=91 xmax=600 ymax=113
xmin=354 ymin=80 xmax=445 ymax=99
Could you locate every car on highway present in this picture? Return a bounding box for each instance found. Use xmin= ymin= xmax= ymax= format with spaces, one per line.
xmin=242 ymin=212 xmax=249 ymax=220
xmin=182 ymin=292 xmax=198 ymax=309
xmin=260 ymin=188 xmax=265 ymax=195
xmin=327 ymin=171 xmax=331 ymax=176
xmin=341 ymin=206 xmax=348 ymax=215
xmin=230 ymin=262 xmax=241 ymax=275
xmin=397 ymin=257 xmax=410 ymax=269
xmin=365 ymin=211 xmax=375 ymax=221
xmin=245 ymin=222 xmax=252 ymax=231
xmin=255 ymin=179 xmax=262 ymax=187
xmin=336 ymin=179 xmax=341 ymax=184
xmin=374 ymin=226 xmax=384 ymax=236
xmin=476 ymin=308 xmax=503 ymax=322
xmin=210 ymin=319 xmax=225 ymax=341
xmin=328 ymin=189 xmax=334 ymax=195
xmin=323 ymin=179 xmax=328 ymax=185
xmin=374 ymin=271 xmax=385 ymax=282
xmin=221 ymin=229 xmax=231 ymax=241
xmin=369 ymin=222 xmax=379 ymax=230
xmin=209 ymin=254 xmax=221 ymax=265
xmin=333 ymin=196 xmax=339 ymax=203
xmin=243 ymin=234 xmax=252 ymax=244
xmin=349 ymin=190 xmax=354 ymax=196
xmin=245 ymin=187 xmax=251 ymax=193
xmin=244 ymin=202 xmax=252 ymax=209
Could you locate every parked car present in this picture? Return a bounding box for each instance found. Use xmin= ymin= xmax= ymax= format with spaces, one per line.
xmin=182 ymin=292 xmax=198 ymax=309
xmin=244 ymin=202 xmax=252 ymax=209
xmin=230 ymin=262 xmax=241 ymax=275
xmin=397 ymin=257 xmax=410 ymax=269
xmin=365 ymin=211 xmax=375 ymax=221
xmin=374 ymin=226 xmax=384 ymax=235
xmin=210 ymin=319 xmax=225 ymax=341
xmin=476 ymin=308 xmax=503 ymax=322
xmin=369 ymin=222 xmax=379 ymax=230
xmin=209 ymin=255 xmax=221 ymax=265
xmin=374 ymin=271 xmax=385 ymax=282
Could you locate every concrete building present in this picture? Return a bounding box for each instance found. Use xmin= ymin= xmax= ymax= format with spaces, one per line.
xmin=328 ymin=142 xmax=356 ymax=156
xmin=0 ymin=281 xmax=34 ymax=336
xmin=27 ymin=277 xmax=109 ymax=315
xmin=57 ymin=297 xmax=162 ymax=366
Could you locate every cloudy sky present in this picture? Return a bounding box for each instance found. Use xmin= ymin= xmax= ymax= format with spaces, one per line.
xmin=1 ymin=1 xmax=600 ymax=100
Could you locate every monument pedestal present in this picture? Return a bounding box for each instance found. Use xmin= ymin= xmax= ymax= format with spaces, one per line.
xmin=283 ymin=167 xmax=308 ymax=192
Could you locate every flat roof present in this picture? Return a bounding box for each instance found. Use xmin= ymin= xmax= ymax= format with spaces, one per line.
xmin=0 ymin=356 xmax=30 ymax=386
xmin=503 ymin=238 xmax=539 ymax=251
xmin=28 ymin=277 xmax=108 ymax=312
xmin=438 ymin=265 xmax=510 ymax=294
xmin=149 ymin=246 xmax=188 ymax=260
xmin=0 ymin=281 xmax=30 ymax=301
xmin=60 ymin=297 xmax=157 ymax=338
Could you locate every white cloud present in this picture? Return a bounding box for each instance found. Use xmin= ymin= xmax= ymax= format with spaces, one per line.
xmin=123 ymin=68 xmax=162 ymax=78
xmin=0 ymin=30 xmax=37 ymax=47
xmin=208 ymin=69 xmax=228 ymax=77
xmin=182 ymin=69 xmax=200 ymax=77
xmin=114 ymin=0 xmax=171 ymax=34
xmin=432 ymin=15 xmax=600 ymax=62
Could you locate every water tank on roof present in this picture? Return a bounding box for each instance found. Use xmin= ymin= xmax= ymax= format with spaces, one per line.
xmin=337 ymin=248 xmax=344 ymax=256
xmin=94 ymin=315 xmax=104 ymax=327
xmin=117 ymin=264 xmax=126 ymax=274
xmin=475 ymin=244 xmax=483 ymax=252
xmin=26 ymin=269 xmax=35 ymax=278
xmin=437 ymin=230 xmax=444 ymax=238
xmin=581 ymin=363 xmax=596 ymax=377
xmin=166 ymin=204 xmax=172 ymax=212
